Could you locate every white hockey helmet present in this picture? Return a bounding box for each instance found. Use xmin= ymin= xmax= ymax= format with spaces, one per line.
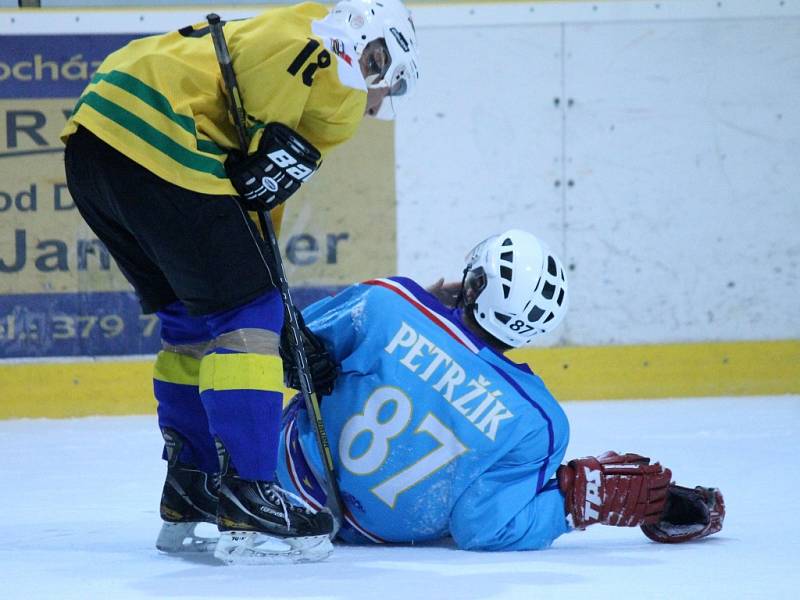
xmin=326 ymin=0 xmax=420 ymax=119
xmin=462 ymin=230 xmax=569 ymax=347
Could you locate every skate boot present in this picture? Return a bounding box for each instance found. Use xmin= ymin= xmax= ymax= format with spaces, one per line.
xmin=155 ymin=428 xmax=219 ymax=554
xmin=213 ymin=439 xmax=334 ymax=565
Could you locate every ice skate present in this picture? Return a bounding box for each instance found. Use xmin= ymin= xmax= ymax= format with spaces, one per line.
xmin=213 ymin=440 xmax=334 ymax=565
xmin=155 ymin=428 xmax=219 ymax=554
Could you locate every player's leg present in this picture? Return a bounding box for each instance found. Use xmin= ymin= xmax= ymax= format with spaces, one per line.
xmin=67 ymin=127 xmax=331 ymax=563
xmin=153 ymin=301 xmax=219 ymax=554
xmin=450 ymin=396 xmax=571 ymax=551
xmin=506 ymin=381 xmax=574 ymax=550
xmin=199 ymin=291 xmax=332 ymax=564
xmin=108 ymin=158 xmax=332 ymax=564
xmin=65 ymin=128 xmax=221 ymax=553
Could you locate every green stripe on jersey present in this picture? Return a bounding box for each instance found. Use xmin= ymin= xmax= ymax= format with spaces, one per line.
xmin=197 ymin=139 xmax=225 ymax=155
xmin=92 ymin=71 xmax=226 ymax=156
xmin=76 ymin=92 xmax=227 ymax=178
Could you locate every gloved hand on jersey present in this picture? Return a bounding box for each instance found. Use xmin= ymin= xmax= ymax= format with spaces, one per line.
xmin=225 ymin=122 xmax=322 ymax=211
xmin=279 ymin=309 xmax=338 ymax=397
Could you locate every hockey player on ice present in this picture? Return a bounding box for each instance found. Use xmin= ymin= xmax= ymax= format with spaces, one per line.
xmin=275 ymin=229 xmax=725 ymax=550
xmin=61 ymin=0 xmax=419 ymax=565
xmin=161 ymin=229 xmax=725 ymax=558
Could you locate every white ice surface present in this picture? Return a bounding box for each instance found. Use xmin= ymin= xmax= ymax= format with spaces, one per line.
xmin=1 ymin=396 xmax=798 ymax=600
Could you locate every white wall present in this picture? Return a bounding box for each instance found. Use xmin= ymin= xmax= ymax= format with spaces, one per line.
xmin=397 ymin=1 xmax=800 ymax=346
xmin=4 ymin=0 xmax=799 ymax=349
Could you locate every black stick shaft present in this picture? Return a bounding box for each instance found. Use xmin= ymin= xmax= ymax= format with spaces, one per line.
xmin=207 ymin=14 xmax=249 ymax=153
xmin=206 ymin=13 xmax=345 ymax=530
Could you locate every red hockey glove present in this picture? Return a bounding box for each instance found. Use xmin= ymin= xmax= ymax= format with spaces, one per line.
xmin=557 ymin=451 xmax=671 ymax=529
xmin=640 ymin=484 xmax=725 ymax=543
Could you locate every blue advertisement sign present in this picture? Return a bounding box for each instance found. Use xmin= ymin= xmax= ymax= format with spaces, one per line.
xmin=0 ymin=287 xmax=339 ymax=358
xmin=0 ymin=34 xmax=143 ymax=99
xmin=1 ymin=27 xmax=395 ymax=360
xmin=0 ymin=33 xmax=339 ymax=359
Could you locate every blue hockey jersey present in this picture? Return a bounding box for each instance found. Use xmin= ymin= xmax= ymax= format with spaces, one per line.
xmin=276 ymin=277 xmax=571 ymax=551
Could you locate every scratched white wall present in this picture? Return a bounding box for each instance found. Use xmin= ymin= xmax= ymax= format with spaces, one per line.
xmin=397 ymin=1 xmax=800 ymax=346
xmin=3 ymin=1 xmax=799 ymax=348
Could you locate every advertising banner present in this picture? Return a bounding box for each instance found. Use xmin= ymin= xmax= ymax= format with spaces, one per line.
xmin=0 ymin=18 xmax=396 ymax=359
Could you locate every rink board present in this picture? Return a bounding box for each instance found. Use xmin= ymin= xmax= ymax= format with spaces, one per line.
xmin=1 ymin=339 xmax=798 ymax=418
xmin=2 ymin=2 xmax=799 ymax=417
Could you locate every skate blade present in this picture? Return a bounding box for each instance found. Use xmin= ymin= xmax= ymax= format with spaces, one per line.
xmin=156 ymin=521 xmax=218 ymax=554
xmin=214 ymin=531 xmax=333 ymax=565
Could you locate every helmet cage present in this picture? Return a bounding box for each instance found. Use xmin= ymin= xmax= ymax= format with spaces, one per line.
xmin=327 ymin=0 xmax=419 ymax=119
xmin=462 ymin=266 xmax=488 ymax=303
xmin=367 ymin=12 xmax=418 ymax=118
xmin=465 ymin=230 xmax=568 ymax=348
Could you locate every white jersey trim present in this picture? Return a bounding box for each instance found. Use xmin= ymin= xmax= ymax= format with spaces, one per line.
xmin=368 ymin=278 xmax=481 ymax=354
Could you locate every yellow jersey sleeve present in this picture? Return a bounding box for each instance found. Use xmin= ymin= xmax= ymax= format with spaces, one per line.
xmin=61 ymin=2 xmax=367 ymax=197
xmin=230 ymin=3 xmax=367 ymax=156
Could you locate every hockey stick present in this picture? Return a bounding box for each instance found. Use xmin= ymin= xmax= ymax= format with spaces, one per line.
xmin=206 ymin=13 xmax=345 ymax=531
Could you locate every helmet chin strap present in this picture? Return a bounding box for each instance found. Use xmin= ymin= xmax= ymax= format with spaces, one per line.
xmin=455 ymin=265 xmax=472 ymax=311
xmin=456 ymin=268 xmax=511 ymax=352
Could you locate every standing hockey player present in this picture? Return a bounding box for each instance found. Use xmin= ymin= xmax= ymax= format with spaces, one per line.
xmin=61 ymin=0 xmax=419 ymax=564
xmin=276 ymin=229 xmax=725 ymax=549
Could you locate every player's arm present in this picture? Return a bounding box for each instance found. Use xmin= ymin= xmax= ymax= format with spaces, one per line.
xmin=295 ymin=84 xmax=366 ymax=156
xmin=449 ymin=428 xmax=570 ymax=551
xmin=451 ymin=438 xmax=725 ymax=550
xmin=557 ymin=451 xmax=725 ymax=542
xmin=426 ymin=278 xmax=462 ymax=308
xmin=219 ymin=32 xmax=325 ymax=209
xmin=233 ymin=28 xmax=366 ymax=156
xmin=280 ymin=308 xmax=337 ymax=396
xmin=280 ymin=286 xmax=371 ymax=395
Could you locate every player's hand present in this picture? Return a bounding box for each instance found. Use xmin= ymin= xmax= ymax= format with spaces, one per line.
xmin=225 ymin=122 xmax=321 ymax=211
xmin=641 ymin=484 xmax=725 ymax=543
xmin=557 ymin=451 xmax=672 ymax=529
xmin=427 ymin=278 xmax=463 ymax=308
xmin=280 ymin=309 xmax=338 ymax=397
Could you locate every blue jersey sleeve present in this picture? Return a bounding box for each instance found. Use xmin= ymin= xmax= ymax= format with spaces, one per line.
xmin=450 ymin=427 xmax=570 ymax=551
xmin=301 ymin=285 xmax=368 ymax=364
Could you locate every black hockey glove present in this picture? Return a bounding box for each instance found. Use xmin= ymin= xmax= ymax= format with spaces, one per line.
xmin=225 ymin=122 xmax=321 ymax=211
xmin=280 ymin=309 xmax=338 ymax=397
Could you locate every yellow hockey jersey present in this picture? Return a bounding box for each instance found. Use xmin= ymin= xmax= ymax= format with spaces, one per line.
xmin=61 ymin=2 xmax=367 ymax=197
